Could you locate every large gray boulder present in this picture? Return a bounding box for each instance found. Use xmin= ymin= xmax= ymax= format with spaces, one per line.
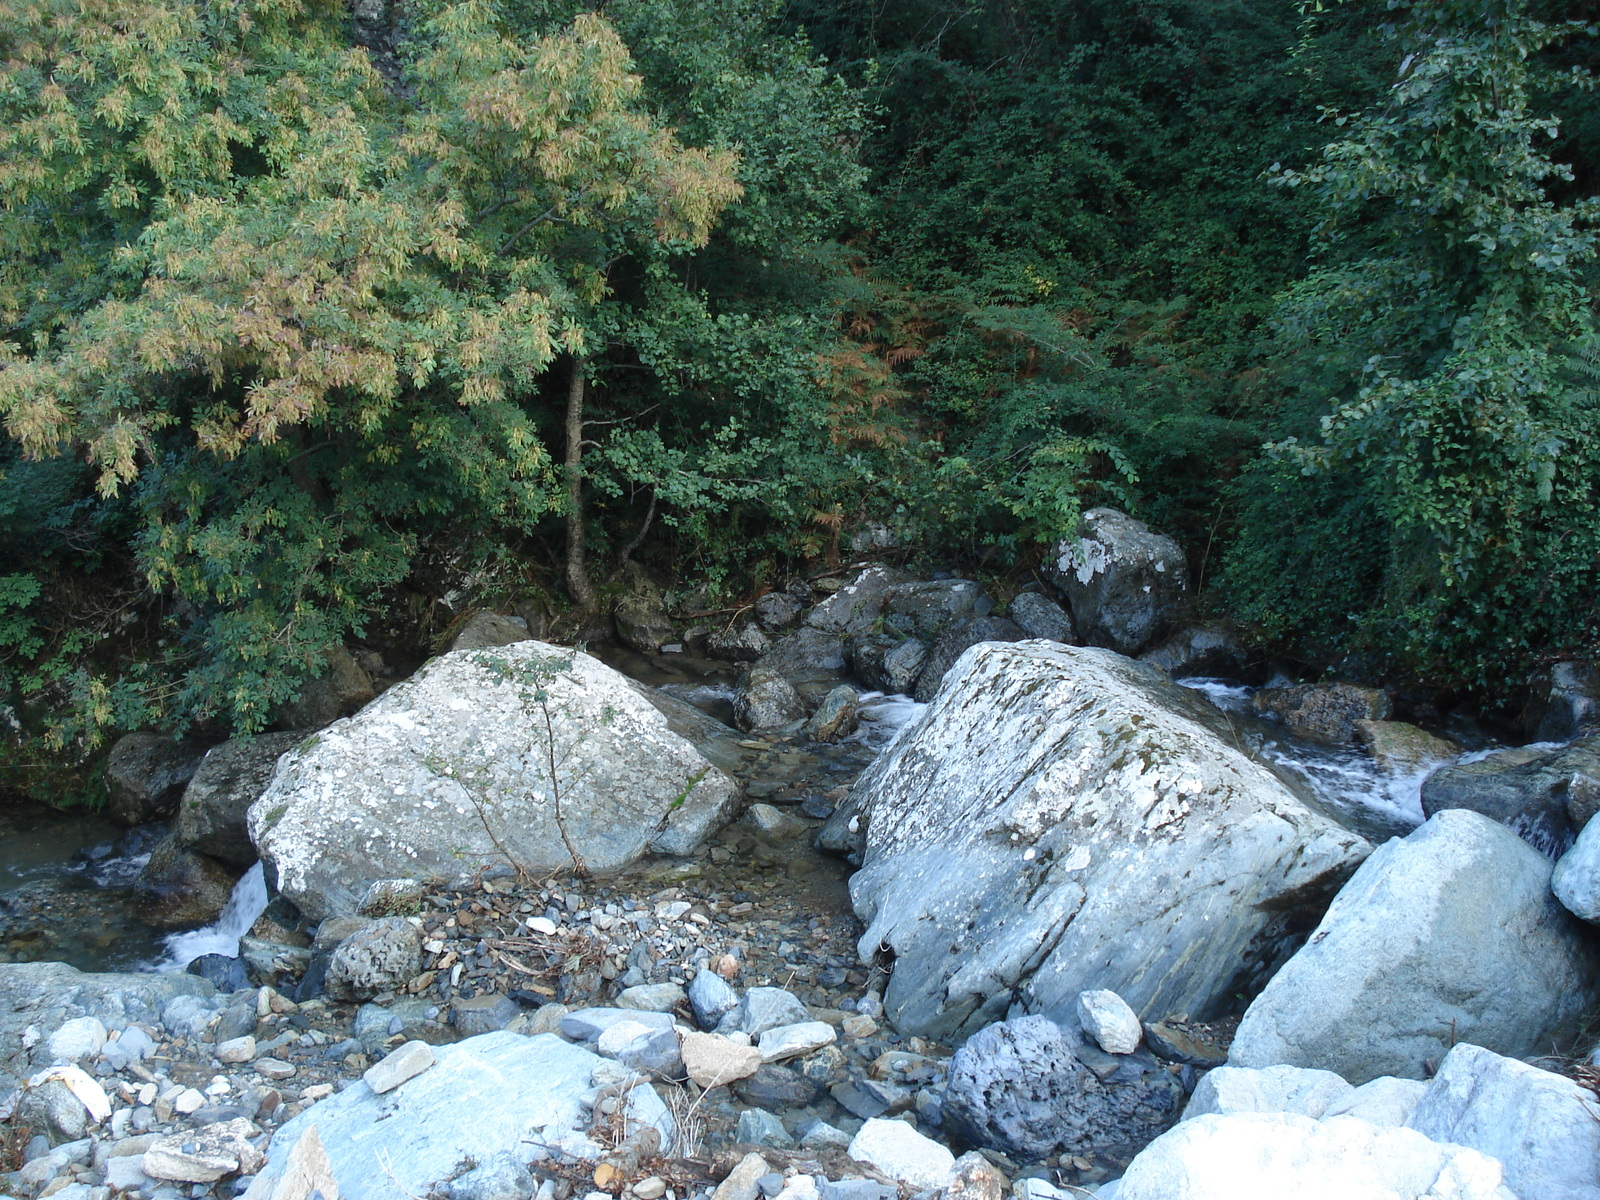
xmin=1421 ymin=736 xmax=1600 ymax=857
xmin=804 ymin=567 xmax=915 ymax=639
xmin=1044 ymin=508 xmax=1187 ymax=656
xmin=1406 ymin=1042 xmax=1600 ymax=1200
xmin=249 ymin=643 xmax=741 ymax=920
xmin=1228 ymin=809 xmax=1600 ymax=1083
xmin=241 ymin=1032 xmax=671 ymax=1200
xmin=171 ymin=733 xmax=303 ymax=867
xmin=1109 ymin=1112 xmax=1516 ymax=1200
xmin=881 ymin=580 xmax=990 ymax=641
xmin=845 ymin=641 xmax=1371 ymax=1040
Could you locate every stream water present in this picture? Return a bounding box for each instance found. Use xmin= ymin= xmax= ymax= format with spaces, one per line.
xmin=0 ymin=660 xmax=1498 ymax=978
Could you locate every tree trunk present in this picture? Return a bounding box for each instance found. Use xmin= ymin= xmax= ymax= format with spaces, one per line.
xmin=564 ymin=355 xmax=597 ymax=609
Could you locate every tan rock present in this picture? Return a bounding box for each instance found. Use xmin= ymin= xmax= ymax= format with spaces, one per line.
xmin=679 ymin=1030 xmax=762 ymax=1089
xmin=1354 ymin=720 xmax=1459 ymax=774
xmin=143 ymin=1118 xmax=265 ymax=1183
xmin=269 ymin=1123 xmax=339 ymax=1200
xmin=712 ymin=1152 xmax=770 ymax=1200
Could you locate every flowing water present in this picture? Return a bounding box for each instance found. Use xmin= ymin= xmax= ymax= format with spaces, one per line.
xmin=0 ymin=803 xmax=169 ymax=970
xmin=1178 ymin=677 xmax=1436 ymax=841
xmin=158 ymin=861 xmax=271 ymax=971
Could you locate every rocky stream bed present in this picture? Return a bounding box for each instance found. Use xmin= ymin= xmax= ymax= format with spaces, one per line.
xmin=5 ymin=511 xmax=1600 ymax=1200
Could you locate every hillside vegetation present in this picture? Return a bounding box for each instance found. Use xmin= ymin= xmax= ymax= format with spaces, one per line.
xmin=2 ymin=0 xmax=1598 ymax=784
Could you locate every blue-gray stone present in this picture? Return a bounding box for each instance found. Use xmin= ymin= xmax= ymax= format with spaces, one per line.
xmin=241 ymin=1033 xmax=672 ymax=1200
xmin=688 ymin=972 xmax=739 ymax=1031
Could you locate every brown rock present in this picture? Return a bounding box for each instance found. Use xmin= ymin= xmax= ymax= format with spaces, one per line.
xmin=1353 ymin=720 xmax=1459 ymax=774
xmin=133 ymin=837 xmax=240 ymax=929
xmin=1253 ymin=683 xmax=1391 ymax=744
xmin=104 ymin=733 xmax=212 ymax=826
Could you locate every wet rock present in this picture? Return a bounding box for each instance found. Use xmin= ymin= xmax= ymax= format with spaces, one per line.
xmin=325 ymin=918 xmax=423 ymax=1001
xmin=1353 ymin=720 xmax=1459 ymax=775
xmin=941 ymin=1015 xmax=1183 ymax=1160
xmin=615 ymin=592 xmax=677 ymax=654
xmin=273 ymin=646 xmax=375 ymax=732
xmin=1044 ymin=508 xmax=1188 ymax=657
xmin=1406 ymin=1042 xmax=1600 ymax=1200
xmin=185 ymin=953 xmax=251 ymax=992
xmin=133 ymin=839 xmax=240 ymax=929
xmin=882 ymin=581 xmax=989 ymax=641
xmin=1138 ymin=624 xmax=1247 ymax=679
xmin=847 ymin=642 xmax=1370 ymax=1040
xmin=1252 ymin=683 xmax=1391 ymax=744
xmin=910 ymin=616 xmax=1026 ymax=703
xmin=250 ymin=642 xmax=740 ymax=919
xmin=171 ymin=733 xmax=303 ymax=867
xmin=707 ymin=622 xmax=772 ymax=663
xmin=1421 ymin=736 xmax=1600 ymax=858
xmin=803 ymin=686 xmax=859 ymax=743
xmin=142 ymin=1118 xmax=265 ymax=1183
xmin=1076 ymin=991 xmax=1141 ymax=1055
xmin=104 ymin=733 xmax=212 ymax=827
xmin=1112 ymin=1112 xmax=1515 ymax=1200
xmin=1006 ymin=593 xmax=1076 ymax=644
xmin=1229 ymin=810 xmax=1600 ymax=1083
xmin=758 ymin=629 xmax=848 ymax=676
xmin=847 ymin=1118 xmax=955 ymax=1191
xmin=1530 ymin=661 xmax=1600 ymax=743
xmin=735 ymin=667 xmax=807 ymax=732
xmin=449 ymin=612 xmax=531 ymax=653
xmin=850 ymin=636 xmax=927 ymax=696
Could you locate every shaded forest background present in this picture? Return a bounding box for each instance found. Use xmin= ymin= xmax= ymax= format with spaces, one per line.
xmin=3 ymin=0 xmax=1600 ymax=792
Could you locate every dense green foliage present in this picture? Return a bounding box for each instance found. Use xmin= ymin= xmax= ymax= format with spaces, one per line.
xmin=2 ymin=0 xmax=1599 ymax=771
